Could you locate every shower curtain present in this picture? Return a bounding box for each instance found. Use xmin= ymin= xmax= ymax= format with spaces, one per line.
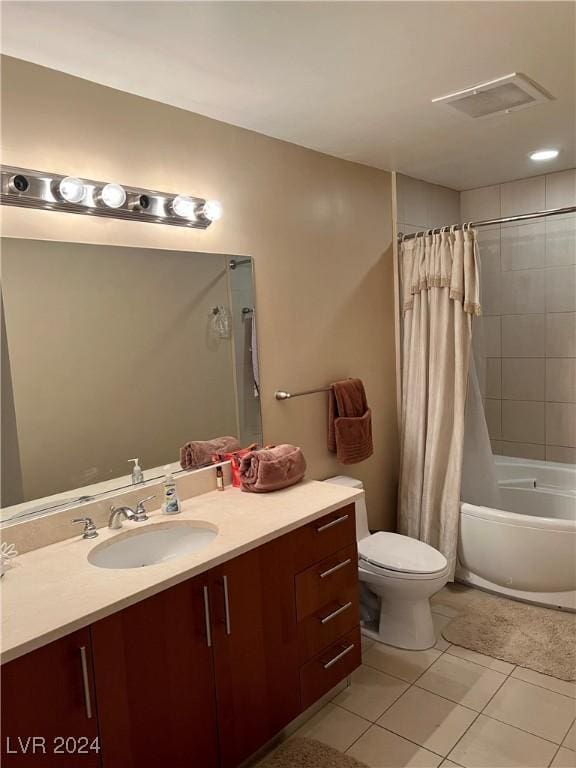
xmin=398 ymin=228 xmax=481 ymax=578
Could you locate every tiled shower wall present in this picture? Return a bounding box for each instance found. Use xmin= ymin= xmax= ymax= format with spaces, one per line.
xmin=462 ymin=169 xmax=576 ymax=464
xmin=396 ymin=173 xmax=460 ymax=235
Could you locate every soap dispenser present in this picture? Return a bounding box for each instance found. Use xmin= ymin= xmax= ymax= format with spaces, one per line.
xmin=129 ymin=458 xmax=144 ymax=485
xmin=162 ymin=465 xmax=181 ymax=515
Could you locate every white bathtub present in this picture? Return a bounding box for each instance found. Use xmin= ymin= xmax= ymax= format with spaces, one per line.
xmin=457 ymin=457 xmax=576 ymax=611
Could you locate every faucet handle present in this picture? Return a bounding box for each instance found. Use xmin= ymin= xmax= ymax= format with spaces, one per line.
xmin=72 ymin=517 xmax=99 ymax=540
xmin=133 ymin=495 xmax=156 ymax=522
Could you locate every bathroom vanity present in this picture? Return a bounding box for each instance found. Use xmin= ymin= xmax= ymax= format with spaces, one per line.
xmin=1 ymin=483 xmax=362 ymax=767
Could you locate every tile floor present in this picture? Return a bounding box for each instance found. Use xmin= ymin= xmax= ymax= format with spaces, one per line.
xmin=287 ymin=585 xmax=576 ymax=768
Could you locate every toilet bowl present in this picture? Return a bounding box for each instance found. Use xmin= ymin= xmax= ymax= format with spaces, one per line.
xmin=324 ymin=476 xmax=449 ymax=650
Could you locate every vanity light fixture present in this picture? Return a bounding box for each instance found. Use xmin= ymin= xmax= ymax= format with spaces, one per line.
xmin=171 ymin=194 xmax=198 ymax=220
xmin=99 ymin=182 xmax=127 ymax=209
xmin=201 ymin=199 xmax=224 ymax=222
xmin=0 ymin=165 xmax=222 ymax=230
xmin=7 ymin=173 xmax=30 ymax=193
xmin=56 ymin=176 xmax=86 ymax=204
xmin=530 ymin=148 xmax=559 ymax=162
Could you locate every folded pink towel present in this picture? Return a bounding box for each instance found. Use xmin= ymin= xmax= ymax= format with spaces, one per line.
xmin=180 ymin=436 xmax=240 ymax=470
xmin=239 ymin=444 xmax=306 ymax=493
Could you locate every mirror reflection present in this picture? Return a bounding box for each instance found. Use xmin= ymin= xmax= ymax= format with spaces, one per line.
xmin=1 ymin=239 xmax=262 ymax=522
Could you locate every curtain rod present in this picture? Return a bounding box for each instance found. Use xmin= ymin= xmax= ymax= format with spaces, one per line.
xmin=397 ymin=204 xmax=576 ymax=242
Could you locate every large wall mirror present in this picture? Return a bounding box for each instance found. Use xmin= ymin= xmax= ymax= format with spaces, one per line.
xmin=1 ymin=238 xmax=262 ymax=523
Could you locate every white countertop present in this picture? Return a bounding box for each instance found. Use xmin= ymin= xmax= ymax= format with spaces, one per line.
xmin=1 ymin=481 xmax=361 ymax=664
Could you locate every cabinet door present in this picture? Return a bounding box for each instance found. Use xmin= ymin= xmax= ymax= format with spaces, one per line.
xmin=91 ymin=576 xmax=218 ymax=768
xmin=1 ymin=628 xmax=100 ymax=767
xmin=211 ymin=537 xmax=300 ymax=768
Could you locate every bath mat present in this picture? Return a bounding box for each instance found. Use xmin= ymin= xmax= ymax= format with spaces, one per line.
xmin=442 ymin=590 xmax=576 ymax=681
xmin=258 ymin=737 xmax=368 ymax=768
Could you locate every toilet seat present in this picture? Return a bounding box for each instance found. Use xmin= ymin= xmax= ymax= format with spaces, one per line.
xmin=359 ymin=558 xmax=450 ymax=581
xmin=358 ymin=532 xmax=448 ymax=579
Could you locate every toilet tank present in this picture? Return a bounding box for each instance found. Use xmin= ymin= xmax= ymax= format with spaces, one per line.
xmin=323 ymin=475 xmax=370 ymax=541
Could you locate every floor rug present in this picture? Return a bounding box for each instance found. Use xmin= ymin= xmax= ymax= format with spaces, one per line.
xmin=442 ymin=590 xmax=576 ymax=681
xmin=258 ymin=737 xmax=368 ymax=768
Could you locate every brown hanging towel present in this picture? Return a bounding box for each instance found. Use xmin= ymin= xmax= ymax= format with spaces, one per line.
xmin=328 ymin=378 xmax=373 ymax=465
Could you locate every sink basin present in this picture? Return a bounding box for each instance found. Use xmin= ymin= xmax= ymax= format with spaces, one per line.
xmin=88 ymin=522 xmax=218 ymax=569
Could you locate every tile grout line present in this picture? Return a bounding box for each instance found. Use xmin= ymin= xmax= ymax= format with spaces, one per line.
xmin=356 ymin=618 xmax=575 ymax=764
xmin=341 ymin=643 xmax=457 ymax=760
xmin=506 ymin=674 xmax=576 ymax=701
xmin=444 ymin=650 xmax=513 ymax=764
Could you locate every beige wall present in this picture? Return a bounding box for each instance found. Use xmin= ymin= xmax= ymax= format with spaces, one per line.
xmin=0 ymin=56 xmax=398 ymax=530
xmin=2 ymin=240 xmax=238 ymax=503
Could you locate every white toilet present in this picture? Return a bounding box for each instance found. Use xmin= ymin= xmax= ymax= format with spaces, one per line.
xmin=325 ymin=476 xmax=450 ymax=650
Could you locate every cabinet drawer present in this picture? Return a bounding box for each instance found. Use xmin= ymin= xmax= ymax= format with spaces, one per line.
xmin=300 ymin=627 xmax=361 ymax=711
xmin=298 ymin=584 xmax=359 ymax=664
xmin=295 ymin=544 xmax=357 ymax=621
xmin=293 ymin=504 xmax=356 ymax=571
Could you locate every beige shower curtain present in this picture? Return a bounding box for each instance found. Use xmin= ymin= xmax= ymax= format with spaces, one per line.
xmin=398 ymin=228 xmax=481 ymax=578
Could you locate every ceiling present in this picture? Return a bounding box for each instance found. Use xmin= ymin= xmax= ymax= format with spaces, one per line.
xmin=1 ymin=1 xmax=574 ymax=190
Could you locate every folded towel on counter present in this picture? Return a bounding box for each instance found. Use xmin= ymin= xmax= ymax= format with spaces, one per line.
xmin=180 ymin=436 xmax=241 ymax=470
xmin=328 ymin=378 xmax=373 ymax=465
xmin=239 ymin=444 xmax=306 ymax=493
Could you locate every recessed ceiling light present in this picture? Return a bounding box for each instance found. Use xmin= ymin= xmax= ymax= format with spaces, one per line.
xmin=530 ymin=149 xmax=559 ymax=162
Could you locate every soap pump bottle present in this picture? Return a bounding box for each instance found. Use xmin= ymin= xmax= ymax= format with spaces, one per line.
xmin=162 ymin=465 xmax=181 ymax=515
xmin=129 ymin=458 xmax=144 ymax=485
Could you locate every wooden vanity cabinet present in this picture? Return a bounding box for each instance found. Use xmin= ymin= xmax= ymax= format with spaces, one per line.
xmin=1 ymin=628 xmax=100 ymax=767
xmin=1 ymin=502 xmax=361 ymax=768
xmin=90 ymin=575 xmax=219 ymax=768
xmin=209 ymin=537 xmax=300 ymax=768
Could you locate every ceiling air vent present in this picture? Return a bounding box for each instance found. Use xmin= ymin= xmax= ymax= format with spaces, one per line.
xmin=432 ymin=73 xmax=554 ymax=119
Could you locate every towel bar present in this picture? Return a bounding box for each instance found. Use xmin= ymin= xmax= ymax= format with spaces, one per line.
xmin=275 ymin=387 xmax=330 ymax=400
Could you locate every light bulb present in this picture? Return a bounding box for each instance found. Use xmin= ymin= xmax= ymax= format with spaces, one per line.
xmin=100 ymin=183 xmax=126 ymax=208
xmin=530 ymin=149 xmax=559 ymax=162
xmin=201 ymin=200 xmax=223 ymax=222
xmin=58 ymin=177 xmax=86 ymax=204
xmin=171 ymin=195 xmax=197 ymax=220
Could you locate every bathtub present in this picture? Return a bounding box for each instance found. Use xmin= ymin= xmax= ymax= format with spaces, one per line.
xmin=457 ymin=456 xmax=576 ymax=611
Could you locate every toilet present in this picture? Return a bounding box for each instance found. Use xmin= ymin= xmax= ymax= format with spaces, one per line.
xmin=324 ymin=476 xmax=450 ymax=650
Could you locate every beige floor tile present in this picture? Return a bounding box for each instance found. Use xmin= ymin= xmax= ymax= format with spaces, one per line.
xmin=361 ymin=635 xmax=375 ymax=654
xmin=512 ymin=667 xmax=576 ymax=699
xmin=433 ymin=612 xmax=452 ymax=651
xmin=431 ymin=585 xmax=476 ymax=613
xmin=363 ymin=642 xmax=441 ymax=683
xmin=377 ymin=686 xmax=477 ymax=757
xmin=449 ymin=715 xmax=557 ymax=768
xmin=446 ymin=645 xmax=514 ymax=675
xmin=416 ymin=654 xmax=507 ymax=711
xmin=440 ymin=762 xmax=463 ymax=768
xmin=552 ymin=747 xmax=576 ymax=768
xmin=564 ymin=721 xmax=576 ymax=750
xmin=484 ymin=678 xmax=576 ymax=744
xmin=333 ymin=664 xmax=410 ymax=722
xmin=347 ymin=724 xmax=442 ymax=768
xmin=294 ymin=702 xmax=370 ymax=752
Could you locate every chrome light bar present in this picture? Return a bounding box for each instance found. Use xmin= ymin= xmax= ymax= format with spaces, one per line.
xmin=0 ymin=165 xmax=222 ymax=229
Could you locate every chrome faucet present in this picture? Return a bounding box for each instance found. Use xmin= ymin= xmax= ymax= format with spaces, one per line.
xmin=108 ymin=495 xmax=155 ymax=530
xmin=72 ymin=517 xmax=99 ymax=539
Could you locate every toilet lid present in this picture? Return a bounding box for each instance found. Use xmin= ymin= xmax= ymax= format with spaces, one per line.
xmin=358 ymin=532 xmax=448 ymax=574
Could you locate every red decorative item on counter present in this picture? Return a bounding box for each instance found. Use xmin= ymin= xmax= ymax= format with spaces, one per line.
xmin=213 ymin=444 xmax=258 ymax=487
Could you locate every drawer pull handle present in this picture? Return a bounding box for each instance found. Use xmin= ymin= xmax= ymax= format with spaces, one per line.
xmin=317 ymin=514 xmax=349 ymax=533
xmin=79 ymin=646 xmax=93 ymax=720
xmin=223 ymin=575 xmax=232 ymax=636
xmin=203 ymin=585 xmax=212 ymax=648
xmin=320 ymin=558 xmax=352 ymax=579
xmin=323 ymin=643 xmax=355 ymax=670
xmin=320 ymin=601 xmax=353 ymax=625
